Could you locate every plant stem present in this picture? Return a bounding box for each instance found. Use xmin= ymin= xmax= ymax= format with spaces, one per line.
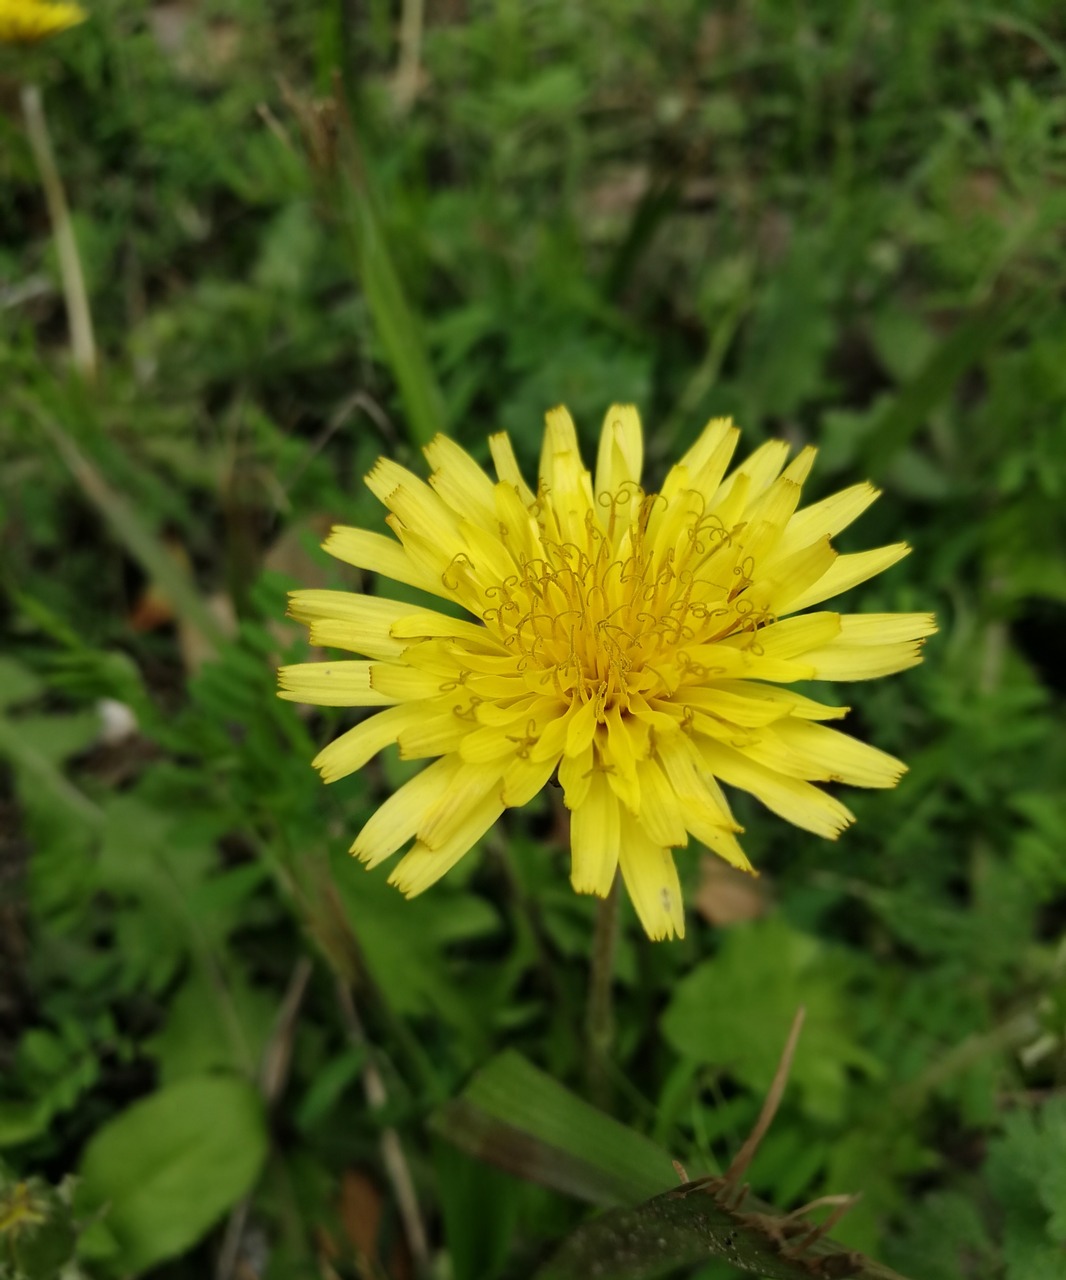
xmin=393 ymin=0 xmax=425 ymax=112
xmin=20 ymin=83 xmax=96 ymax=379
xmin=338 ymin=980 xmax=431 ymax=1275
xmin=586 ymin=873 xmax=620 ymax=1106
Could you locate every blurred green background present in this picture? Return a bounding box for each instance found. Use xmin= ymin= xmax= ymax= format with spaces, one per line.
xmin=2 ymin=1 xmax=1066 ymax=1277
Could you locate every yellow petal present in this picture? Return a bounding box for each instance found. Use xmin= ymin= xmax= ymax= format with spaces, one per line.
xmin=655 ymin=735 xmax=749 ymax=873
xmin=0 ymin=0 xmax=86 ymax=43
xmin=457 ymin=518 xmax=521 ymax=584
xmin=397 ymin=708 xmax=471 ymax=759
xmin=595 ymin=404 xmax=644 ymax=509
xmin=321 ymin=526 xmax=447 ymax=597
xmin=570 ymin=771 xmax=620 ymax=896
xmin=737 ymin=611 xmax=841 ymax=659
xmin=837 ymin=613 xmax=938 ymax=644
xmin=634 ymin=756 xmax=688 ymax=847
xmin=742 ymin=473 xmax=805 ymax=539
xmin=707 ymin=680 xmax=850 ymax=721
xmin=494 ymin=481 xmax=545 ymax=564
xmin=389 ymin=611 xmax=499 ymax=647
xmin=759 ymin=537 xmax=838 ymax=615
xmin=351 ymin=756 xmax=463 ymax=867
xmin=804 ymin=608 xmax=936 ymax=678
xmin=780 ymin=445 xmax=817 ymax=487
xmin=417 ymin=761 xmax=508 ymax=848
xmin=696 ymin=738 xmax=855 ymax=840
xmin=459 ymin=722 xmax=528 ymax=764
xmin=677 ymin=643 xmax=817 ymax=684
xmin=368 ymin=663 xmax=452 ymax=701
xmin=675 ymin=684 xmax=798 ymax=727
xmin=530 ymin=701 xmax=580 ymax=762
xmin=685 ymin=810 xmax=753 ymax=872
xmin=389 ymin=784 xmax=505 ymax=895
xmin=772 ymin=721 xmax=906 ymax=788
xmin=805 ymin=642 xmax=928 ymax=680
xmin=488 ymin=432 xmax=536 ymax=505
xmin=785 ymin=543 xmax=910 ymax=613
xmin=559 ymin=742 xmax=594 ymax=811
xmin=424 ymin=434 xmax=499 ymax=527
xmin=538 ymin=406 xmax=595 ymax=540
xmin=565 ymin=697 xmax=599 ymax=756
xmin=675 ymin=416 xmax=739 ymax=489
xmin=459 ymin=700 xmax=559 ymax=765
xmin=715 ymin=439 xmax=791 ymax=509
xmin=277 ymin=661 xmax=396 ymax=707
xmin=619 ymin=830 xmax=685 ymax=941
xmin=782 ymin=481 xmax=880 ymax=551
xmin=288 ymin=590 xmax=412 ymax=659
xmin=312 ymin=704 xmax=427 ymax=782
xmin=603 ymin=707 xmax=641 ymax=812
xmin=501 ymin=753 xmax=558 ymax=806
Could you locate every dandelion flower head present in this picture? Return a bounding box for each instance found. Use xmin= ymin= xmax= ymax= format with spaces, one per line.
xmin=280 ymin=408 xmax=934 ymax=939
xmin=0 ymin=0 xmax=86 ymax=43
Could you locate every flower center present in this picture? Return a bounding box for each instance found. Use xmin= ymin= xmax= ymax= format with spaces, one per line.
xmin=479 ymin=487 xmax=768 ymax=714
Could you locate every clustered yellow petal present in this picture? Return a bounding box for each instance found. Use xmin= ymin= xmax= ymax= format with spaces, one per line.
xmin=280 ymin=408 xmax=934 ymax=940
xmin=0 ymin=0 xmax=86 ymax=44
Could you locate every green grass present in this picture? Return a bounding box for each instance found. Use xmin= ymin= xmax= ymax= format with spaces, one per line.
xmin=2 ymin=2 xmax=1066 ymax=1278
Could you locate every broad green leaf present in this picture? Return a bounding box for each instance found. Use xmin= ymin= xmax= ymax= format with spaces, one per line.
xmin=76 ymin=1075 xmax=268 ymax=1275
xmin=432 ymin=1050 xmax=678 ymax=1207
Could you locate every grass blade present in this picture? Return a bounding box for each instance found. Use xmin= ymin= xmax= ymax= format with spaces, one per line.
xmin=30 ymin=400 xmax=227 ymax=654
xmin=431 ymin=1050 xmax=678 ymax=1208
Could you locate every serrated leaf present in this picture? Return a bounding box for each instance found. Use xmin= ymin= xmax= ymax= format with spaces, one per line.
xmin=661 ymin=918 xmax=878 ymax=1122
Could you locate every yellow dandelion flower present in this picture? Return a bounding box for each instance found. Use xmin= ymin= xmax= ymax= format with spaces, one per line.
xmin=0 ymin=0 xmax=86 ymax=43
xmin=280 ymin=407 xmax=935 ymax=940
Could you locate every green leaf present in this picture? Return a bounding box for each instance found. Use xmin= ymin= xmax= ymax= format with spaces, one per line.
xmin=0 ymin=711 xmax=102 ymax=829
xmin=327 ymin=111 xmax=447 ymax=446
xmin=76 ymin=1076 xmax=268 ymax=1275
xmin=534 ymin=1178 xmax=914 ymax=1280
xmin=883 ymin=1190 xmax=993 ymax=1280
xmin=863 ymin=291 xmax=1041 ymax=473
xmin=0 ymin=1100 xmax=49 ymax=1149
xmin=28 ymin=401 xmax=227 ymax=654
xmin=146 ymin=968 xmax=275 ymax=1085
xmin=330 ymin=844 xmax=500 ymax=1041
xmin=660 ymin=918 xmax=878 ymax=1123
xmin=986 ymin=1096 xmax=1066 ymax=1279
xmin=432 ymin=1050 xmax=678 ymax=1207
xmin=0 ymin=658 xmax=43 ymax=712
xmin=433 ymin=1141 xmax=523 ymax=1280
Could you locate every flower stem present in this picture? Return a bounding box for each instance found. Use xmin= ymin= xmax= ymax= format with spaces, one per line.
xmin=586 ymin=872 xmax=620 ymax=1106
xmin=20 ymin=82 xmax=96 ymax=379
